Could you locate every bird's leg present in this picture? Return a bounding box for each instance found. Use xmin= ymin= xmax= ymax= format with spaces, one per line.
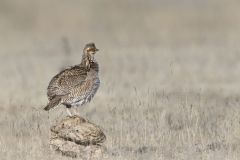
xmin=71 ymin=106 xmax=79 ymax=116
xmin=66 ymin=105 xmax=73 ymax=117
xmin=66 ymin=108 xmax=73 ymax=116
xmin=72 ymin=107 xmax=80 ymax=116
xmin=66 ymin=108 xmax=72 ymax=117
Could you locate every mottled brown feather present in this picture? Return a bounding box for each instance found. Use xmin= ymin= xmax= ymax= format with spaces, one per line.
xmin=45 ymin=43 xmax=100 ymax=111
xmin=47 ymin=64 xmax=88 ymax=100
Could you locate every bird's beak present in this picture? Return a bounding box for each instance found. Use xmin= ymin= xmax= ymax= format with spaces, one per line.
xmin=95 ymin=48 xmax=99 ymax=52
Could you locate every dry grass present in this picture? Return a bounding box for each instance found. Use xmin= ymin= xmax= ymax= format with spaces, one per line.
xmin=0 ymin=0 xmax=240 ymax=159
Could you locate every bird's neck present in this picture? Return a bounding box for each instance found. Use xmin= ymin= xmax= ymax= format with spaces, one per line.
xmin=80 ymin=53 xmax=90 ymax=68
xmin=90 ymin=62 xmax=99 ymax=73
xmin=80 ymin=54 xmax=99 ymax=72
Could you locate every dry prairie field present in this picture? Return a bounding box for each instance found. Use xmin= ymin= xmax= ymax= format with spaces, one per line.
xmin=1 ymin=0 xmax=240 ymax=159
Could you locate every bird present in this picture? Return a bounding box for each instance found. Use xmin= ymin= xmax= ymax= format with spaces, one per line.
xmin=44 ymin=43 xmax=100 ymax=116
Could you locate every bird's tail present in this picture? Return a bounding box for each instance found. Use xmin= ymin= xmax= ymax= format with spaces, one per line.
xmin=44 ymin=96 xmax=61 ymax=111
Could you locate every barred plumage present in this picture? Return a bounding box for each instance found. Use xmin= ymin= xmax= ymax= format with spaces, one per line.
xmin=44 ymin=43 xmax=100 ymax=116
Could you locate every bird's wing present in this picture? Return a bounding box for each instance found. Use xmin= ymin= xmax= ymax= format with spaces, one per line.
xmin=47 ymin=65 xmax=87 ymax=100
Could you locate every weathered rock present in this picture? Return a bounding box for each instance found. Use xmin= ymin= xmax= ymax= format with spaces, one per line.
xmin=50 ymin=115 xmax=106 ymax=158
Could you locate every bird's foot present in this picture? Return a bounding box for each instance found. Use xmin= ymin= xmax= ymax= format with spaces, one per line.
xmin=72 ymin=108 xmax=80 ymax=116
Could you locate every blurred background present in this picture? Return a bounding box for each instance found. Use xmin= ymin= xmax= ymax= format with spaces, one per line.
xmin=0 ymin=0 xmax=239 ymax=48
xmin=1 ymin=1 xmax=240 ymax=159
xmin=0 ymin=0 xmax=240 ymax=112
xmin=1 ymin=0 xmax=240 ymax=106
xmin=1 ymin=0 xmax=240 ymax=49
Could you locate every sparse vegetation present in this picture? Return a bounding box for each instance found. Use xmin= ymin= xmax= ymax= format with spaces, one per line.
xmin=0 ymin=0 xmax=240 ymax=159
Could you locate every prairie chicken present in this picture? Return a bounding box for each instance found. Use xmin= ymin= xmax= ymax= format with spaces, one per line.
xmin=44 ymin=43 xmax=100 ymax=116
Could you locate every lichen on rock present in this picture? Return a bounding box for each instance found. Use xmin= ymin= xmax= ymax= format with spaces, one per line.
xmin=49 ymin=115 xmax=106 ymax=158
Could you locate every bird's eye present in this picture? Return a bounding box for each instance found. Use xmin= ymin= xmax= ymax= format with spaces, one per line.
xmin=87 ymin=48 xmax=96 ymax=52
xmin=87 ymin=48 xmax=92 ymax=51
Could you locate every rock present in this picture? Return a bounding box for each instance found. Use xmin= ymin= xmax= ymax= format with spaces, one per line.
xmin=50 ymin=115 xmax=106 ymax=158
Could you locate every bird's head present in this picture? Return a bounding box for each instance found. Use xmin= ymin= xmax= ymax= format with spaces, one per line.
xmin=83 ymin=43 xmax=99 ymax=69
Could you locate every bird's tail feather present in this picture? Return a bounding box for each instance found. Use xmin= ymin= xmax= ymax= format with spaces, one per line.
xmin=44 ymin=96 xmax=61 ymax=111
